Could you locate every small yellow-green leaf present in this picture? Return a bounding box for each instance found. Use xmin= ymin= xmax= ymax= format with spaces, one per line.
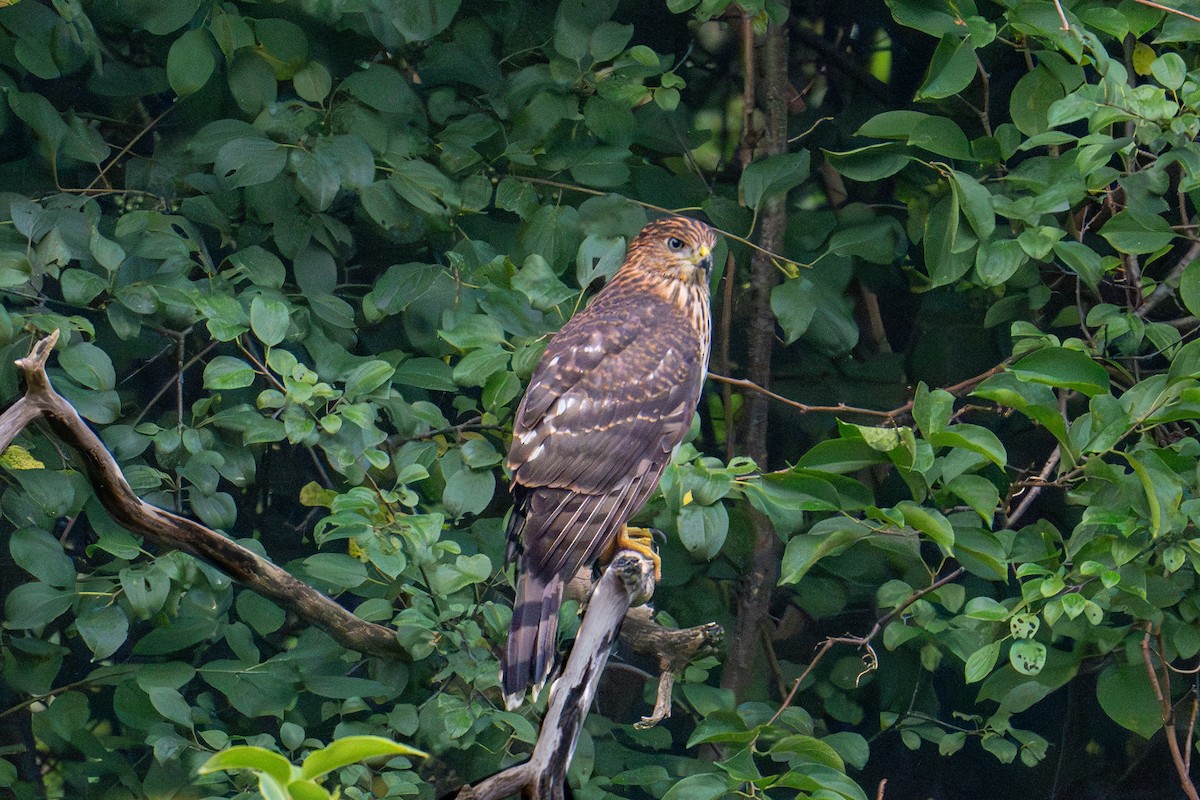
xmin=299 ymin=735 xmax=426 ymax=780
xmin=1009 ymin=640 xmax=1046 ymax=675
xmin=199 ymin=746 xmax=294 ymax=787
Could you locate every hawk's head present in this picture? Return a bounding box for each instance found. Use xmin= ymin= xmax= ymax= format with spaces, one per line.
xmin=626 ymin=216 xmax=717 ymax=288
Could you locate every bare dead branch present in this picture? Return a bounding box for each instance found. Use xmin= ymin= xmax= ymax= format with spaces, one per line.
xmin=565 ymin=571 xmax=722 ymax=728
xmin=1 ymin=332 xmax=405 ymax=660
xmin=455 ymin=552 xmax=656 ymax=800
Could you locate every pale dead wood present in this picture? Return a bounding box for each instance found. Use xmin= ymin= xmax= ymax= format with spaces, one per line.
xmin=456 ymin=552 xmax=656 ymax=800
xmin=1 ymin=331 xmax=404 ymax=659
xmin=565 ymin=571 xmax=723 ymax=729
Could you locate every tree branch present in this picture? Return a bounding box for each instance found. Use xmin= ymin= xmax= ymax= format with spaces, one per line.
xmin=564 ymin=571 xmax=723 ymax=729
xmin=1141 ymin=628 xmax=1200 ymax=800
xmin=1 ymin=332 xmax=405 ymax=660
xmin=455 ymin=552 xmax=656 ymax=800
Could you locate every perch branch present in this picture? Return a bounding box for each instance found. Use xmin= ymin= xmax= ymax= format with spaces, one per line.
xmin=0 ymin=332 xmax=404 ymax=660
xmin=456 ymin=552 xmax=657 ymax=800
xmin=564 ymin=571 xmax=723 ymax=729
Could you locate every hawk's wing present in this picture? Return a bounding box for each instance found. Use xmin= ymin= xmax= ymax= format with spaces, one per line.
xmin=507 ymin=291 xmax=703 ymax=522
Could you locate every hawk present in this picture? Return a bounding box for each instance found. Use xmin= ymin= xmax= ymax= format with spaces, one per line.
xmin=501 ymin=216 xmax=716 ymax=709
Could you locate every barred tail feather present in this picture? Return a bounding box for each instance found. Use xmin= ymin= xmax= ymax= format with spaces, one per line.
xmin=502 ymin=571 xmax=564 ymax=710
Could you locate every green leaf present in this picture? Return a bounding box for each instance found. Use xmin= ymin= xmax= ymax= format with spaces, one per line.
xmin=796 ymin=439 xmax=891 ymax=473
xmin=5 ymin=582 xmax=73 ymax=629
xmin=1010 ymin=66 xmax=1065 ymax=136
xmin=948 ymin=171 xmax=994 ymax=239
xmin=661 ymin=772 xmax=729 ymax=800
xmin=1151 ymin=52 xmax=1186 ymax=89
xmin=513 ymin=255 xmax=576 ymax=311
xmin=924 ymin=193 xmax=973 ymax=287
xmin=363 ymin=262 xmax=440 ymax=320
xmin=343 ymin=360 xmax=395 ymax=400
xmin=293 ymin=61 xmax=332 ymax=102
xmin=1096 ymin=662 xmax=1163 ymax=739
xmin=1009 ymin=640 xmax=1047 ymax=675
xmin=963 ymin=596 xmax=1009 ymax=621
xmin=287 ymin=781 xmax=332 ymax=800
xmin=302 ymin=554 xmax=368 ymax=589
xmin=771 ymin=276 xmax=816 ymax=345
xmin=1009 ymin=613 xmax=1039 ymax=639
xmin=10 ymin=527 xmax=76 ymax=588
xmin=676 ymin=502 xmax=729 ymax=560
xmin=915 ymin=34 xmax=977 ymax=100
xmin=769 ymin=734 xmax=845 ymax=770
xmin=1099 ymin=211 xmax=1177 ymax=255
xmin=228 ymin=246 xmax=286 ymax=288
xmin=740 ymin=151 xmax=811 ymax=210
xmin=1181 ymin=259 xmax=1200 ymax=317
xmin=1053 ymin=240 xmax=1106 ymax=293
xmin=945 ymin=474 xmax=1000 ymax=522
xmin=965 ymin=640 xmax=1002 ymax=683
xmin=204 ymin=356 xmax=257 ymax=390
xmin=393 ymin=0 xmax=462 ymax=43
xmin=60 ymin=342 xmax=116 ymax=391
xmin=250 ymin=296 xmax=290 ymax=347
xmin=779 ymin=517 xmax=871 ymax=585
xmin=1010 ymin=347 xmax=1110 ymax=397
xmin=928 ymin=424 xmax=1007 ymax=468
xmin=167 ymin=28 xmax=216 ymax=97
xmin=823 ymin=143 xmax=911 ymax=182
xmin=895 ymin=501 xmax=954 ymax=554
xmin=215 ymin=137 xmax=287 ymax=188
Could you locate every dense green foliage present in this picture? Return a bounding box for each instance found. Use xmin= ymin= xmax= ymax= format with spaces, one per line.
xmin=5 ymin=0 xmax=1200 ymax=798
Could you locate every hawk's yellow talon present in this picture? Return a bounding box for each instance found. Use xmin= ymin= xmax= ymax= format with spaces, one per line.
xmin=616 ymin=526 xmax=661 ymax=582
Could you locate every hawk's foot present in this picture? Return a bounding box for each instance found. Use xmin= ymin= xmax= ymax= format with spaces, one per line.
xmin=615 ymin=525 xmax=661 ymax=582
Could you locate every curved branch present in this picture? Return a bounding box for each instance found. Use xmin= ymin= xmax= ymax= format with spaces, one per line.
xmin=1 ymin=332 xmax=404 ymax=660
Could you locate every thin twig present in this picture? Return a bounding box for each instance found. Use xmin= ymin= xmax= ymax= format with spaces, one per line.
xmin=1136 ymin=240 xmax=1200 ymax=319
xmin=1141 ymin=628 xmax=1200 ymax=800
xmin=709 ymin=360 xmax=1010 ymax=423
xmin=392 ymin=416 xmax=506 ymax=444
xmin=707 ymin=372 xmax=893 ymax=418
xmin=510 ymin=175 xmax=800 ymax=269
xmin=1132 ymin=0 xmax=1200 ymax=23
xmin=82 ymin=102 xmax=177 ymax=194
xmin=738 ymin=7 xmax=757 ymax=169
xmin=720 ymin=252 xmax=737 ymax=461
xmin=1052 ymin=0 xmax=1070 ymax=29
xmin=768 ymin=567 xmax=965 ymax=725
xmin=1005 ymin=446 xmax=1061 ymax=528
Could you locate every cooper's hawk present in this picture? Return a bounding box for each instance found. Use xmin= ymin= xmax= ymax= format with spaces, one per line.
xmin=501 ymin=216 xmax=716 ymax=709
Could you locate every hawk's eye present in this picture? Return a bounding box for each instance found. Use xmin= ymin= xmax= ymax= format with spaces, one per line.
xmin=666 ymin=236 xmax=685 ymax=251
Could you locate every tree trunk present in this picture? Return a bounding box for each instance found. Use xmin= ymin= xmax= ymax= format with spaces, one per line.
xmin=723 ymin=3 xmax=790 ymax=699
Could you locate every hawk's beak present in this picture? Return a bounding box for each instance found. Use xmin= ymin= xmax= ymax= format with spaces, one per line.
xmin=691 ymin=244 xmax=713 ymax=273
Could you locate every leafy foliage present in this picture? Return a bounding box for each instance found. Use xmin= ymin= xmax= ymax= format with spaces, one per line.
xmin=4 ymin=0 xmax=1200 ymax=798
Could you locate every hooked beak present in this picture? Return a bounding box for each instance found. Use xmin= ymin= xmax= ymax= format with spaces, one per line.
xmin=691 ymin=244 xmax=714 ymax=273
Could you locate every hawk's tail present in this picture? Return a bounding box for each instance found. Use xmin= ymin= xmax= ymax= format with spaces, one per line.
xmin=502 ymin=570 xmax=563 ymax=710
